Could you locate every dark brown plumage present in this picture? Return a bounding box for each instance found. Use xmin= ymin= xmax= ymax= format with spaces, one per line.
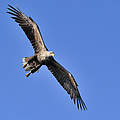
xmin=7 ymin=4 xmax=47 ymax=53
xmin=7 ymin=4 xmax=87 ymax=110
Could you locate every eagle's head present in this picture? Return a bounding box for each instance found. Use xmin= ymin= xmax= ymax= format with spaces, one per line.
xmin=43 ymin=51 xmax=55 ymax=59
xmin=49 ymin=51 xmax=55 ymax=57
xmin=43 ymin=51 xmax=54 ymax=61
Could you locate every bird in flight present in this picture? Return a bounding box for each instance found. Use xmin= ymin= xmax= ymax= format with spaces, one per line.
xmin=7 ymin=4 xmax=87 ymax=110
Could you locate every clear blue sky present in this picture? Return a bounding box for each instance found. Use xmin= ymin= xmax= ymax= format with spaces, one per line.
xmin=1 ymin=0 xmax=120 ymax=120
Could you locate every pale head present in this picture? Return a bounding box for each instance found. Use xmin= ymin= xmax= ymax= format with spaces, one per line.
xmin=42 ymin=51 xmax=55 ymax=59
xmin=44 ymin=51 xmax=54 ymax=60
xmin=49 ymin=51 xmax=55 ymax=57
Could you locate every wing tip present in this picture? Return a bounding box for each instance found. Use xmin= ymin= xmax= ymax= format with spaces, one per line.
xmin=72 ymin=94 xmax=87 ymax=110
xmin=7 ymin=4 xmax=22 ymax=14
xmin=8 ymin=4 xmax=12 ymax=8
xmin=77 ymin=96 xmax=87 ymax=111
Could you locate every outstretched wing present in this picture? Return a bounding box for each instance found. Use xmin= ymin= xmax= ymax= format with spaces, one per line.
xmin=7 ymin=4 xmax=47 ymax=53
xmin=46 ymin=57 xmax=87 ymax=110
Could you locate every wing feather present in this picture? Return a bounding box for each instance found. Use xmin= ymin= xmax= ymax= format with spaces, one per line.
xmin=46 ymin=58 xmax=87 ymax=110
xmin=7 ymin=4 xmax=47 ymax=53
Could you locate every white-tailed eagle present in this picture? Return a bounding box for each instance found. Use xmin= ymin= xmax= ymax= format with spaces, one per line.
xmin=7 ymin=4 xmax=87 ymax=110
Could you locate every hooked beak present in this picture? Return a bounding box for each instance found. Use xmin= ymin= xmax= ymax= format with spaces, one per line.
xmin=51 ymin=53 xmax=55 ymax=57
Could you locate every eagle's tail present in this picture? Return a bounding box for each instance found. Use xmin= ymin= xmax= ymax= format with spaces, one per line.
xmin=22 ymin=56 xmax=40 ymax=77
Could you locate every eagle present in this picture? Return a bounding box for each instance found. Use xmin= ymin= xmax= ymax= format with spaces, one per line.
xmin=7 ymin=4 xmax=87 ymax=110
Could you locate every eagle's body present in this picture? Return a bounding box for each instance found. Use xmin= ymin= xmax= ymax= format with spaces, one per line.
xmin=22 ymin=51 xmax=55 ymax=77
xmin=7 ymin=4 xmax=87 ymax=110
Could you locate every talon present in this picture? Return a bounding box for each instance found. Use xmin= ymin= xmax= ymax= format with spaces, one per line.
xmin=25 ymin=72 xmax=31 ymax=77
xmin=23 ymin=64 xmax=27 ymax=68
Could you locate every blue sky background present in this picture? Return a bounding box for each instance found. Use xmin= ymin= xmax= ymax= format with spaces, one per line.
xmin=0 ymin=0 xmax=120 ymax=120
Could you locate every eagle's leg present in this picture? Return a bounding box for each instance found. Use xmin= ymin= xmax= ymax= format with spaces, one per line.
xmin=25 ymin=64 xmax=41 ymax=77
xmin=22 ymin=55 xmax=41 ymax=77
xmin=22 ymin=56 xmax=39 ymax=71
xmin=22 ymin=56 xmax=36 ymax=68
xmin=27 ymin=56 xmax=36 ymax=64
xmin=25 ymin=71 xmax=31 ymax=77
